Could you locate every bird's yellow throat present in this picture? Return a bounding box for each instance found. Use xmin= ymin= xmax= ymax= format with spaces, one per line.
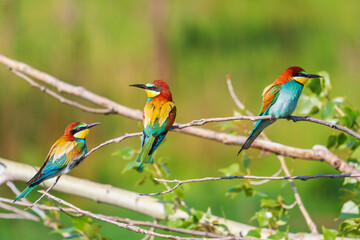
xmin=145 ymin=89 xmax=160 ymax=98
xmin=294 ymin=77 xmax=309 ymax=85
xmin=74 ymin=129 xmax=89 ymax=139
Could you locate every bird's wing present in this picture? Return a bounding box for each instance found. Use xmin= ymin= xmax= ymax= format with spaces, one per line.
xmin=26 ymin=139 xmax=78 ymax=186
xmin=142 ymin=101 xmax=176 ymax=154
xmin=144 ymin=101 xmax=176 ymax=134
xmin=259 ymin=84 xmax=282 ymax=115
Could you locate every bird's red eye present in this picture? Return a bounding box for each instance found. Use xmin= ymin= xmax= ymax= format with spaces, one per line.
xmin=151 ymin=87 xmax=157 ymax=90
xmin=76 ymin=128 xmax=80 ymax=131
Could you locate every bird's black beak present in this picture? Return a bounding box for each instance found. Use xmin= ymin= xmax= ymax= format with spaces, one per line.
xmin=306 ymin=74 xmax=322 ymax=79
xmin=86 ymin=122 xmax=102 ymax=129
xmin=129 ymin=84 xmax=148 ymax=89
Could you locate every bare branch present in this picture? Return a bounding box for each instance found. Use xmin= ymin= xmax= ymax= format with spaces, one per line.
xmin=249 ymin=168 xmax=283 ymax=185
xmin=2 ymin=158 xmax=330 ymax=239
xmin=11 ymin=70 xmax=114 ymax=114
xmin=0 ymin=54 xmax=358 ymax=178
xmin=40 ymin=191 xmax=247 ymax=240
xmin=85 ymin=132 xmax=142 ymax=157
xmin=0 ymin=202 xmax=39 ymax=221
xmin=282 ymin=201 xmax=297 ymax=210
xmin=6 ymin=181 xmax=46 ymax=219
xmin=146 ymin=173 xmax=360 ymax=196
xmin=0 ymin=196 xmax=231 ymax=239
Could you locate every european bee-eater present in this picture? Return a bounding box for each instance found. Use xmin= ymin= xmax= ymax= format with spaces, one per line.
xmin=238 ymin=66 xmax=321 ymax=154
xmin=14 ymin=122 xmax=101 ymax=202
xmin=130 ymin=80 xmax=176 ymax=171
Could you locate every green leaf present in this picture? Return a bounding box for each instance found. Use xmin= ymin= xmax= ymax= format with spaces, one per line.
xmin=339 ymin=218 xmax=360 ymax=237
xmin=192 ymin=210 xmax=203 ymax=223
xmin=219 ymin=163 xmax=240 ymax=176
xmin=343 ymin=177 xmax=357 ymax=185
xmin=268 ymin=231 xmax=285 ymax=240
xmin=322 ymin=102 xmax=335 ymax=120
xmin=298 ymin=95 xmax=321 ymax=115
xmin=351 ymin=146 xmax=360 ymax=159
xmin=167 ymin=218 xmax=183 ymax=228
xmin=205 ymin=207 xmax=212 ymax=219
xmin=112 ymin=147 xmax=135 ymax=160
xmin=174 ymin=187 xmax=186 ymax=199
xmin=339 ymin=201 xmax=359 ymax=218
xmin=246 ymin=228 xmax=262 ymax=238
xmin=307 ymin=78 xmax=322 ymax=95
xmin=255 ymin=209 xmax=270 ymax=227
xmin=121 ymin=161 xmax=138 ymax=174
xmin=337 ymin=133 xmax=347 ymax=148
xmin=327 ymin=135 xmax=337 ymax=148
xmin=164 ymin=203 xmax=176 ymax=217
xmin=243 ymin=183 xmax=254 ymax=197
xmin=322 ymin=226 xmax=338 ymax=240
xmin=72 ymin=216 xmax=92 ymax=231
xmin=261 ymin=198 xmax=278 ymax=208
xmin=84 ymin=223 xmax=101 ymax=239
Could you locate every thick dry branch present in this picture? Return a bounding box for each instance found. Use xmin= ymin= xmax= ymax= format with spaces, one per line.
xmin=0 ymin=54 xmax=142 ymax=119
xmin=146 ymin=173 xmax=360 ymax=196
xmin=0 ymin=158 xmax=327 ymax=240
xmin=3 ymin=54 xmax=357 ymax=139
xmin=0 ymin=54 xmax=358 ymax=179
xmin=11 ymin=70 xmax=114 ymax=114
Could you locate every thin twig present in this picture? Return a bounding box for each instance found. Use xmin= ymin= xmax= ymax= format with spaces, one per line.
xmin=226 ymin=75 xmax=254 ymax=117
xmin=0 ymin=196 xmax=228 ymax=238
xmin=40 ymin=191 xmax=249 ymax=240
xmin=0 ymin=202 xmax=39 ymax=221
xmin=25 ymin=176 xmax=61 ymax=210
xmin=282 ymin=201 xmax=297 ymax=210
xmin=249 ymin=168 xmax=283 ymax=185
xmin=173 ymin=115 xmax=360 ymax=140
xmin=85 ymin=132 xmax=142 ymax=157
xmin=6 ymin=181 xmax=46 ymax=219
xmin=143 ymin=173 xmax=360 ymax=196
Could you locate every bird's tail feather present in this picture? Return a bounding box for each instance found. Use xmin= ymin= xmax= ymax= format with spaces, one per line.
xmin=238 ymin=119 xmax=272 ymax=155
xmin=13 ymin=185 xmax=38 ymax=203
xmin=137 ymin=135 xmax=155 ymax=171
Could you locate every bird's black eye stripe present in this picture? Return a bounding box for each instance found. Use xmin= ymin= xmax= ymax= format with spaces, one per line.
xmin=71 ymin=127 xmax=85 ymax=135
xmin=293 ymin=72 xmax=305 ymax=77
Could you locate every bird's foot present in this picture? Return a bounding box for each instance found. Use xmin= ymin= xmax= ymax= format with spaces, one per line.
xmin=287 ymin=116 xmax=298 ymax=122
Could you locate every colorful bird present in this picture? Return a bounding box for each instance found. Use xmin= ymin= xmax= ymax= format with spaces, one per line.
xmin=238 ymin=66 xmax=321 ymax=154
xmin=14 ymin=122 xmax=101 ymax=202
xmin=130 ymin=80 xmax=176 ymax=171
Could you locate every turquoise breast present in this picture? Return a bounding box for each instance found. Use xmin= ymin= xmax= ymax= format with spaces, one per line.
xmin=268 ymin=80 xmax=303 ymax=118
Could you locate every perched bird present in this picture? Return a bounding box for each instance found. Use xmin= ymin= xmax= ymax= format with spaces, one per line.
xmin=130 ymin=80 xmax=176 ymax=171
xmin=238 ymin=66 xmax=321 ymax=154
xmin=14 ymin=122 xmax=101 ymax=202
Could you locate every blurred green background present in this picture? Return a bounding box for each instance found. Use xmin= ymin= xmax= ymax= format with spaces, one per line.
xmin=1 ymin=0 xmax=360 ymax=239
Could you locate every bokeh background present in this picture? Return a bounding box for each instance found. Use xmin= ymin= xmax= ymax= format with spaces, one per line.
xmin=1 ymin=0 xmax=360 ymax=239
